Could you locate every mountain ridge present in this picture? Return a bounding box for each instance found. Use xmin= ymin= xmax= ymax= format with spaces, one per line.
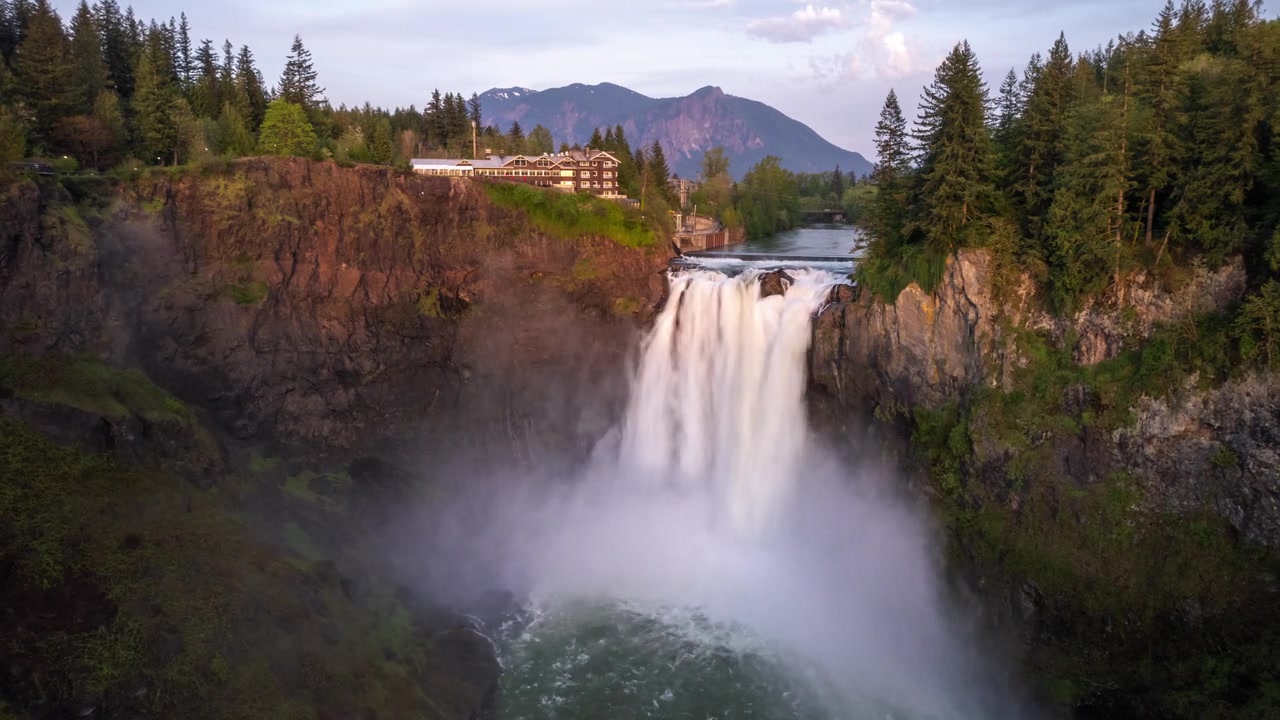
xmin=478 ymin=83 xmax=871 ymax=180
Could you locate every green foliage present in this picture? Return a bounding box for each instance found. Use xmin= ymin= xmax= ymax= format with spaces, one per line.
xmin=0 ymin=104 xmax=26 ymax=164
xmin=0 ymin=353 xmax=191 ymax=424
xmin=483 ymin=181 xmax=657 ymax=248
xmin=1235 ymin=280 xmax=1280 ymax=367
xmin=257 ymin=100 xmax=317 ymax=157
xmin=735 ymin=155 xmax=800 ymax=239
xmin=226 ymin=280 xmax=268 ymax=305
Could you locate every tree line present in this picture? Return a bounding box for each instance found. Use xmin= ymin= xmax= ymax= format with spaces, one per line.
xmin=0 ymin=0 xmax=507 ymax=169
xmin=859 ymin=0 xmax=1280 ymax=329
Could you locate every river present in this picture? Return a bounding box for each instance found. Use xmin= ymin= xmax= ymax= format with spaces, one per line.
xmin=697 ymin=224 xmax=863 ymax=258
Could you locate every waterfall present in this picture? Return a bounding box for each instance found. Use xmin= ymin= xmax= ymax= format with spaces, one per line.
xmin=617 ymin=268 xmax=839 ymax=535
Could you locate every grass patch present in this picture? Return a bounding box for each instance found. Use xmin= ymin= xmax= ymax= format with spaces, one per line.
xmin=0 ymin=353 xmax=191 ymax=424
xmin=226 ymin=280 xmax=268 ymax=305
xmin=483 ymin=181 xmax=658 ymax=248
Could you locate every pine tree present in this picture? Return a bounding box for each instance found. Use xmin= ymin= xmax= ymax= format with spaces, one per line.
xmin=0 ymin=1 xmax=19 ymax=62
xmin=13 ymin=0 xmax=70 ymax=146
xmin=91 ymin=88 xmax=125 ymax=160
xmin=1014 ymin=33 xmax=1076 ymax=252
xmin=94 ymin=0 xmax=132 ymax=97
xmin=175 ymin=12 xmax=191 ymax=88
xmin=258 ymin=99 xmax=316 ymax=156
xmin=277 ymin=34 xmax=323 ymax=108
xmin=588 ymin=126 xmax=604 ymax=149
xmin=67 ymin=0 xmax=107 ymax=115
xmin=232 ymin=45 xmax=266 ymax=130
xmin=133 ymin=49 xmax=180 ymax=163
xmin=467 ymin=91 xmax=481 ymax=129
xmin=219 ymin=40 xmax=234 ymax=108
xmin=508 ymin=120 xmax=524 ymax=154
xmin=863 ymin=89 xmax=911 ymax=250
xmin=910 ymin=40 xmax=997 ymax=251
xmin=648 ymin=139 xmax=671 ymax=201
xmin=832 ymin=164 xmax=844 ymax=200
xmin=192 ymin=39 xmax=219 ymax=118
xmin=1135 ymin=0 xmax=1181 ymax=247
xmin=370 ymin=117 xmax=392 ymax=164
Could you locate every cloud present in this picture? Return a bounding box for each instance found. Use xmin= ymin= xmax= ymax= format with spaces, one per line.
xmin=801 ymin=0 xmax=929 ymax=84
xmin=684 ymin=0 xmax=735 ymax=7
xmin=746 ymin=4 xmax=847 ymax=43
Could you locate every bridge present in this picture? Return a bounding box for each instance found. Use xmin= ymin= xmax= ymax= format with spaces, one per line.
xmin=676 ymin=250 xmax=856 ymax=265
xmin=801 ymin=209 xmax=847 ymax=224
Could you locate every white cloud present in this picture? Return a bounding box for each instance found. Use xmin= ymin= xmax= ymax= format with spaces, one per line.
xmin=746 ymin=4 xmax=847 ymax=43
xmin=801 ymin=0 xmax=930 ymax=84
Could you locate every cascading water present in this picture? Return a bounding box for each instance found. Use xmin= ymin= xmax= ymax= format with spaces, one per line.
xmin=452 ymin=265 xmax=1030 ymax=719
xmin=619 ymin=268 xmax=836 ymax=536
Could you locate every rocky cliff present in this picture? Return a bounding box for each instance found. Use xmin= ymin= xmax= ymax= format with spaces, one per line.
xmin=811 ymin=250 xmax=1280 ymax=717
xmin=0 ymin=159 xmax=669 ymax=720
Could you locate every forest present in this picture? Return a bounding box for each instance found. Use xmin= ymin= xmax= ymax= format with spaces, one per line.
xmin=858 ymin=0 xmax=1280 ymax=340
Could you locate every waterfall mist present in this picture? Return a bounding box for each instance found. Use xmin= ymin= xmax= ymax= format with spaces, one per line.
xmin=406 ymin=267 xmax=1034 ymax=718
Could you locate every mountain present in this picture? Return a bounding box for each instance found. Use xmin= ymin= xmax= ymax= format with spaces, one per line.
xmin=478 ymin=83 xmax=871 ymax=181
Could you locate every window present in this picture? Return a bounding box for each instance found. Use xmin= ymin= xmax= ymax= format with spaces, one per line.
xmin=537 ymin=159 xmax=550 ymax=167
xmin=514 ymin=158 xmax=527 ymax=167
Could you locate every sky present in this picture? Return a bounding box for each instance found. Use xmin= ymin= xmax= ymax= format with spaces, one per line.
xmin=49 ymin=1 xmax=1269 ymax=157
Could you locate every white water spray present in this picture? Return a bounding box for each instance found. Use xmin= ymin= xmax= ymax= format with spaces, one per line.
xmin=425 ymin=266 xmax=1030 ymax=718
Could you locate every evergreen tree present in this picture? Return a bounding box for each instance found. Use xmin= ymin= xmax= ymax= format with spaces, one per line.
xmin=216 ymin=100 xmax=254 ymax=155
xmin=192 ymin=39 xmax=219 ymax=118
xmin=13 ymin=0 xmax=70 ymax=145
xmin=0 ymin=102 xmax=25 ymax=161
xmin=370 ymin=117 xmax=392 ymax=164
xmin=175 ymin=12 xmax=191 ymax=88
xmin=508 ymin=120 xmax=523 ymax=154
xmin=91 ymin=88 xmax=125 ymax=160
xmin=910 ymin=41 xmax=997 ymax=251
xmin=94 ymin=0 xmax=132 ymax=97
xmin=219 ymin=39 xmax=234 ymax=107
xmin=603 ymin=126 xmax=614 ymax=149
xmin=527 ymin=123 xmax=553 ymax=154
xmin=258 ymin=98 xmax=316 ymax=156
xmin=0 ymin=1 xmax=19 ymax=62
xmin=648 ymin=139 xmax=671 ymax=201
xmin=235 ymin=45 xmax=266 ymax=130
xmin=1135 ymin=0 xmax=1181 ymax=246
xmin=588 ymin=126 xmax=604 ymax=149
xmin=995 ymin=68 xmax=1020 ymax=145
xmin=863 ymin=89 xmax=911 ymax=250
xmin=66 ymin=0 xmax=106 ymax=115
xmin=277 ymin=34 xmax=323 ymax=108
xmin=832 ymin=164 xmax=844 ymax=200
xmin=467 ymin=91 xmax=481 ymax=129
xmin=1013 ymin=33 xmax=1076 ymax=251
xmin=132 ymin=50 xmax=180 ymax=163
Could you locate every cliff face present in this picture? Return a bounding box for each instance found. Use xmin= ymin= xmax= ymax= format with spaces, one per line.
xmin=811 ymin=250 xmax=1280 ymax=716
xmin=0 ymin=159 xmax=668 ymax=720
xmin=1 ymin=158 xmax=666 ymax=455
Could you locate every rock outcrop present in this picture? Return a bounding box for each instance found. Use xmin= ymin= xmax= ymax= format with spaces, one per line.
xmin=0 ymin=159 xmax=668 ymax=455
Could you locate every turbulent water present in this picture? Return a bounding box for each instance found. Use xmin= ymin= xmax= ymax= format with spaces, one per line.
xmin=450 ymin=266 xmax=1027 ymax=719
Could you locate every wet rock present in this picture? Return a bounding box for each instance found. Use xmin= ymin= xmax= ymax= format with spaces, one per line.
xmin=758 ymin=270 xmax=793 ymax=298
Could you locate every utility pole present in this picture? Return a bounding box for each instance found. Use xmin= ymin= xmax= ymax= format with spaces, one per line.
xmin=471 ymin=120 xmax=477 ymax=158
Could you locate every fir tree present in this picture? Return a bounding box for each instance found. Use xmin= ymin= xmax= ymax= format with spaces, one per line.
xmin=192 ymin=39 xmax=219 ymax=118
xmin=132 ymin=49 xmax=180 ymax=163
xmin=94 ymin=0 xmax=132 ymax=97
xmin=234 ymin=45 xmax=266 ymax=130
xmin=832 ymin=164 xmax=844 ymax=199
xmin=910 ymin=41 xmax=997 ymax=251
xmin=277 ymin=34 xmax=323 ymax=108
xmin=370 ymin=117 xmax=392 ymax=164
xmin=13 ymin=0 xmax=70 ymax=145
xmin=1014 ymin=33 xmax=1076 ymax=251
xmin=467 ymin=91 xmax=481 ymax=129
xmin=175 ymin=12 xmax=191 ymax=88
xmin=0 ymin=102 xmax=25 ymax=161
xmin=863 ymin=89 xmax=911 ymax=251
xmin=648 ymin=139 xmax=671 ymax=201
xmin=588 ymin=126 xmax=604 ymax=149
xmin=67 ymin=0 xmax=106 ymax=115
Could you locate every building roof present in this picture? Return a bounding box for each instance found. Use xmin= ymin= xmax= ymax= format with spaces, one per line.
xmin=411 ymin=148 xmax=622 ymax=169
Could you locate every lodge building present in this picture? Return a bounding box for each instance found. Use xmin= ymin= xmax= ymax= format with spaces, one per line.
xmin=410 ymin=149 xmax=624 ymax=197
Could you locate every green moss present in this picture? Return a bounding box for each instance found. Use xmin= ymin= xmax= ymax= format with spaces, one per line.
xmin=140 ymin=197 xmax=166 ymax=214
xmin=1210 ymin=445 xmax=1239 ymax=468
xmin=483 ymin=181 xmax=657 ymax=248
xmin=612 ymin=296 xmax=643 ymax=315
xmin=0 ymin=353 xmax=192 ymax=424
xmin=571 ymin=256 xmax=599 ymax=281
xmin=226 ymin=280 xmax=268 ymax=305
xmin=416 ymin=288 xmax=443 ymax=318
